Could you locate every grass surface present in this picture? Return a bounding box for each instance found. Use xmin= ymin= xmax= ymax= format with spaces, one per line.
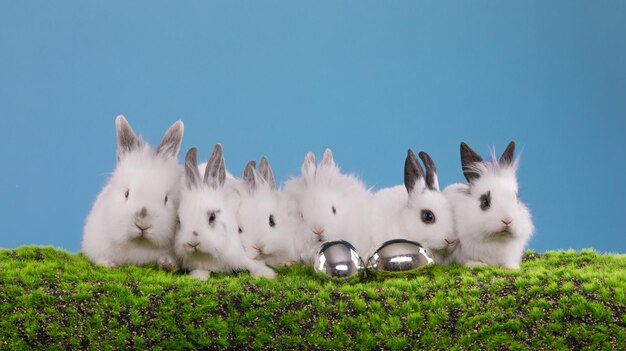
xmin=1 ymin=247 xmax=625 ymax=350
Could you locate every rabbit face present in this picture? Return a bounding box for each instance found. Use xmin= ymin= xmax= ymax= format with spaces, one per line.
xmin=461 ymin=167 xmax=533 ymax=242
xmin=108 ymin=153 xmax=181 ymax=247
xmin=404 ymin=188 xmax=457 ymax=253
xmin=176 ymin=186 xmax=239 ymax=257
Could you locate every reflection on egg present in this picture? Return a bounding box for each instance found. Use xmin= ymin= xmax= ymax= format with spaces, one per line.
xmin=367 ymin=239 xmax=434 ymax=271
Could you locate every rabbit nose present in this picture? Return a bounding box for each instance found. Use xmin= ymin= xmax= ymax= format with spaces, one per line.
xmin=135 ymin=223 xmax=151 ymax=232
xmin=501 ymin=217 xmax=513 ymax=226
xmin=136 ymin=207 xmax=148 ymax=219
xmin=187 ymin=241 xmax=199 ymax=248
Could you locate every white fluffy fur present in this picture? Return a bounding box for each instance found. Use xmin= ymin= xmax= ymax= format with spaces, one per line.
xmin=444 ymin=154 xmax=534 ymax=269
xmin=283 ymin=149 xmax=372 ymax=265
xmin=175 ymin=146 xmax=276 ymax=280
xmin=81 ymin=116 xmax=183 ymax=269
xmin=368 ymin=181 xmax=457 ymax=263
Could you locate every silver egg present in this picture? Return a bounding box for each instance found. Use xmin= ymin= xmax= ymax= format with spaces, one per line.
xmin=314 ymin=240 xmax=365 ymax=278
xmin=367 ymin=239 xmax=435 ymax=272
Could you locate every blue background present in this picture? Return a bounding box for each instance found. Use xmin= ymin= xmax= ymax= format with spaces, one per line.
xmin=1 ymin=1 xmax=624 ymax=253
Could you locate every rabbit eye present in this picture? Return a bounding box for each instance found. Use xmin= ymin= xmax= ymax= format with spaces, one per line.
xmin=238 ymin=227 xmax=243 ymax=234
xmin=421 ymin=209 xmax=436 ymax=224
xmin=480 ymin=191 xmax=491 ymax=211
xmin=332 ymin=206 xmax=337 ymax=215
xmin=124 ymin=189 xmax=130 ymax=200
xmin=164 ymin=195 xmax=168 ymax=205
xmin=208 ymin=211 xmax=216 ymax=224
xmin=269 ymin=214 xmax=276 ymax=227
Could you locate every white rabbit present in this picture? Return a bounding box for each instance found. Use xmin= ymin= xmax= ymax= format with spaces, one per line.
xmin=82 ymin=115 xmax=183 ymax=269
xmin=444 ymin=141 xmax=535 ymax=269
xmin=368 ymin=150 xmax=457 ymax=263
xmin=174 ymin=145 xmax=276 ymax=281
xmin=237 ymin=157 xmax=298 ymax=267
xmin=284 ymin=149 xmax=372 ymax=265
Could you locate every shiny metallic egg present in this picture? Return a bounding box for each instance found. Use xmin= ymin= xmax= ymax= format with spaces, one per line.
xmin=314 ymin=240 xmax=365 ymax=278
xmin=367 ymin=239 xmax=434 ymax=271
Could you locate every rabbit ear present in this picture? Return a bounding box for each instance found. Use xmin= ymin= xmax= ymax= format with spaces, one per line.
xmin=115 ymin=115 xmax=142 ymax=162
xmin=419 ymin=151 xmax=439 ymax=191
xmin=321 ymin=148 xmax=335 ymax=168
xmin=184 ymin=148 xmax=202 ymax=190
xmin=243 ymin=160 xmax=257 ymax=192
xmin=499 ymin=141 xmax=516 ymax=167
xmin=259 ymin=157 xmax=276 ymax=190
xmin=301 ymin=152 xmax=316 ymax=179
xmin=404 ymin=149 xmax=425 ymax=193
xmin=461 ymin=142 xmax=483 ymax=183
xmin=204 ymin=144 xmax=226 ymax=189
xmin=156 ymin=120 xmax=184 ymax=159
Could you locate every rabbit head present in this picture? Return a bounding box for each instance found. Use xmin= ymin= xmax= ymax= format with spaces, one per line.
xmin=237 ymin=157 xmax=296 ymax=266
xmin=285 ymin=149 xmax=371 ymax=263
xmin=175 ymin=145 xmax=241 ymax=260
xmin=453 ymin=141 xmax=535 ymax=243
xmin=400 ymin=150 xmax=457 ymax=256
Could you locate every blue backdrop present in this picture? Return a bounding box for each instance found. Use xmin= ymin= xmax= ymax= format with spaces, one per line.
xmin=1 ymin=1 xmax=624 ymax=253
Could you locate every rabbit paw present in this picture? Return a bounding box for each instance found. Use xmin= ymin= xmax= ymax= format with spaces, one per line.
xmin=158 ymin=255 xmax=178 ymax=271
xmin=190 ymin=270 xmax=210 ymax=281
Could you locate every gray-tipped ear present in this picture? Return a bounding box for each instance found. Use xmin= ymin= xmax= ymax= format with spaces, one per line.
xmin=184 ymin=147 xmax=201 ymax=190
xmin=259 ymin=157 xmax=276 ymax=190
xmin=301 ymin=152 xmax=316 ymax=179
xmin=204 ymin=144 xmax=226 ymax=188
xmin=243 ymin=160 xmax=257 ymax=192
xmin=419 ymin=151 xmax=439 ymax=191
xmin=499 ymin=141 xmax=516 ymax=167
xmin=321 ymin=148 xmax=335 ymax=167
xmin=156 ymin=120 xmax=184 ymax=159
xmin=115 ymin=115 xmax=142 ymax=162
xmin=461 ymin=142 xmax=483 ymax=183
xmin=404 ymin=149 xmax=425 ymax=193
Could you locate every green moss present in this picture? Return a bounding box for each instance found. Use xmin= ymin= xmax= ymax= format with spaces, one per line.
xmin=0 ymin=247 xmax=625 ymax=349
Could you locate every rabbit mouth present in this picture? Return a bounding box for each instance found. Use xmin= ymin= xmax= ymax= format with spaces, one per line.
xmin=443 ymin=238 xmax=458 ymax=251
xmin=431 ymin=239 xmax=457 ymax=255
xmin=133 ymin=223 xmax=153 ymax=238
xmin=130 ymin=230 xmax=152 ymax=242
xmin=253 ymin=244 xmax=271 ymax=260
xmin=185 ymin=241 xmax=201 ymax=253
xmin=490 ymin=229 xmax=514 ymax=239
xmin=313 ymin=234 xmax=326 ymax=242
xmin=312 ymin=228 xmax=326 ymax=242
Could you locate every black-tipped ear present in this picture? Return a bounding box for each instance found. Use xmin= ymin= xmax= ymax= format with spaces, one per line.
xmin=115 ymin=115 xmax=142 ymax=162
xmin=461 ymin=142 xmax=483 ymax=183
xmin=404 ymin=149 xmax=425 ymax=193
xmin=419 ymin=151 xmax=439 ymax=191
xmin=243 ymin=160 xmax=257 ymax=191
xmin=204 ymin=144 xmax=226 ymax=188
xmin=156 ymin=120 xmax=184 ymax=159
xmin=499 ymin=141 xmax=516 ymax=167
xmin=259 ymin=157 xmax=276 ymax=190
xmin=184 ymin=148 xmax=201 ymax=190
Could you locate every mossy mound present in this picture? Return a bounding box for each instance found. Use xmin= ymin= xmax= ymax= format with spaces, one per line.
xmin=1 ymin=246 xmax=624 ymax=350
